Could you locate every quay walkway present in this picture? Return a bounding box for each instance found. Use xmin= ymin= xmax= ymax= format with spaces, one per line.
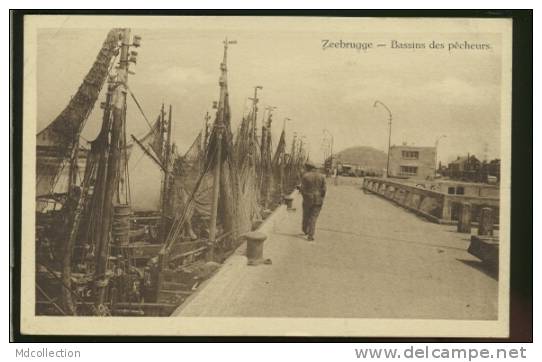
xmin=174 ymin=178 xmax=498 ymax=320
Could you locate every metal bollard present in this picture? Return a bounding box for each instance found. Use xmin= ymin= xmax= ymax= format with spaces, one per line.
xmin=457 ymin=202 xmax=472 ymax=233
xmin=244 ymin=231 xmax=272 ymax=266
xmin=478 ymin=207 xmax=494 ymax=236
xmin=252 ymin=219 xmax=263 ymax=231
xmin=262 ymin=209 xmax=272 ymax=219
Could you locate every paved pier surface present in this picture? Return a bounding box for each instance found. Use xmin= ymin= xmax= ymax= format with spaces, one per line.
xmin=174 ymin=178 xmax=497 ymax=319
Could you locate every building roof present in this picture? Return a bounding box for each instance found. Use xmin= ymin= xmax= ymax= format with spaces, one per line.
xmin=390 ymin=145 xmax=436 ymax=150
xmin=449 ymin=155 xmax=480 ymax=165
xmin=450 ymin=156 xmax=469 ymax=164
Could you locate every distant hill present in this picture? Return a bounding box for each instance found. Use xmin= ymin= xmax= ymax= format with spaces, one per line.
xmin=334 ymin=146 xmax=387 ymax=170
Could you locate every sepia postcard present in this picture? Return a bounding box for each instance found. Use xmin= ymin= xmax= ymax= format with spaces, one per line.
xmin=18 ymin=14 xmax=512 ymax=337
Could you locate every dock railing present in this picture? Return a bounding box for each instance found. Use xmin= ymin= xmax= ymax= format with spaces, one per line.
xmin=362 ymin=177 xmax=500 ymax=226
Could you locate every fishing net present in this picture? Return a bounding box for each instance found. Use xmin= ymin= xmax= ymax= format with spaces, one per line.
xmin=36 ymin=28 xmax=122 ymax=198
xmin=170 ymin=133 xmax=213 ymax=231
xmin=272 ymin=129 xmax=287 ymax=200
xmin=233 ymin=112 xmax=262 ymax=232
xmin=129 ymin=44 xmax=307 ymax=264
xmin=163 ymin=84 xmax=240 ymax=254
xmin=259 ymin=113 xmax=275 ymax=208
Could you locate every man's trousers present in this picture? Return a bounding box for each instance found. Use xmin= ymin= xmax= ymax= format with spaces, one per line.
xmin=302 ymin=203 xmax=322 ymax=238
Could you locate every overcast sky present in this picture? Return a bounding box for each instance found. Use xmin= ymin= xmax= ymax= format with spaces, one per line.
xmin=37 ymin=17 xmax=504 ymax=165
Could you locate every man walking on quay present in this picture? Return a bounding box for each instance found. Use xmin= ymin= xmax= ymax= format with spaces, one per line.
xmin=298 ymin=161 xmax=326 ymax=241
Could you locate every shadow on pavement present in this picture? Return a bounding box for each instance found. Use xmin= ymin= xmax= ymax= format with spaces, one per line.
xmin=457 ymin=258 xmax=499 ymax=280
xmin=273 ymin=231 xmax=309 ymax=241
xmin=316 ymin=227 xmax=468 ymax=252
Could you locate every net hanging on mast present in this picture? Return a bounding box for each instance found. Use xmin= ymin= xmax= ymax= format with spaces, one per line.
xmin=36 ymin=29 xmax=123 ymax=198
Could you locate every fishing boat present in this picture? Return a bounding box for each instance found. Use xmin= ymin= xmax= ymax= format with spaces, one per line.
xmin=35 ymin=29 xmax=307 ymax=317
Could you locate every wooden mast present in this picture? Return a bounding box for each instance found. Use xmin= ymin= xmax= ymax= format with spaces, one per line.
xmin=289 ymin=132 xmax=297 ymax=189
xmin=279 ymin=118 xmax=289 ymax=199
xmin=207 ymin=38 xmax=233 ymax=261
xmin=158 ymin=103 xmax=165 ymax=220
xmin=249 ymin=86 xmax=262 ymax=167
xmin=203 ymin=111 xmax=211 ymax=168
xmin=94 ymin=28 xmax=132 ymax=310
xmin=260 ymin=107 xmax=274 ymax=208
xmin=161 ymin=105 xmax=173 ymax=240
xmin=56 ymin=30 xmax=126 ymax=315
xmin=61 ymin=130 xmax=82 ymax=314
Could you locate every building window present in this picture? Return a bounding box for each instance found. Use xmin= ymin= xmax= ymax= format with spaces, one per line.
xmin=400 ymin=166 xmax=418 ymax=176
xmin=401 ymin=151 xmax=419 ymax=159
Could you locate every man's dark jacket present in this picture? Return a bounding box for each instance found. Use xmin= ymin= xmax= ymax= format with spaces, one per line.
xmin=300 ymin=171 xmax=327 ymax=206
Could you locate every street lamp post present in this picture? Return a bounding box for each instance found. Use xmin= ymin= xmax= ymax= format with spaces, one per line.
xmin=321 ymin=139 xmax=331 ymax=166
xmin=323 ymin=129 xmax=334 ymax=171
xmin=434 ymin=134 xmax=447 ymax=177
xmin=374 ymin=100 xmax=393 ymax=178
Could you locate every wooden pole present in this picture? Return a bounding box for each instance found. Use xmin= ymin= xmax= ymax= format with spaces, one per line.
xmin=207 ymin=127 xmax=222 ymax=262
xmin=160 ymin=103 xmax=166 ymax=153
xmin=290 ymin=134 xmax=297 ymax=189
xmin=158 ymin=103 xmax=166 ymax=219
xmin=60 ymin=134 xmax=83 ymax=314
xmin=280 ymin=147 xmax=285 ymax=200
xmin=94 ymin=28 xmax=131 ymax=309
xmin=252 ymin=87 xmax=258 ymax=147
xmin=161 ymin=105 xmax=172 ymax=240
xmin=207 ymin=38 xmax=232 ymax=261
xmin=130 ymin=135 xmax=166 ymax=171
xmin=61 ymin=151 xmax=95 ymax=315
